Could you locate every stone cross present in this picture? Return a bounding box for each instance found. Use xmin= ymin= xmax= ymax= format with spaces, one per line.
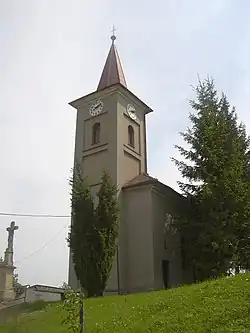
xmin=6 ymin=221 xmax=19 ymax=252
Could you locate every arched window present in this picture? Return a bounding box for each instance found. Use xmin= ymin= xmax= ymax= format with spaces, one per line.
xmin=92 ymin=123 xmax=100 ymax=145
xmin=128 ymin=125 xmax=134 ymax=147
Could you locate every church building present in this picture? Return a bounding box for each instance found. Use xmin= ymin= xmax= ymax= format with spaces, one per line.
xmin=68 ymin=33 xmax=189 ymax=294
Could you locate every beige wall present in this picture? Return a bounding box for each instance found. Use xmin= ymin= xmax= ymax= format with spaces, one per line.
xmin=122 ymin=116 xmax=140 ymax=154
xmin=121 ymin=184 xmax=183 ymax=293
xmin=73 ymin=87 xmax=147 ymax=189
xmin=69 ymin=83 xmax=185 ymax=294
xmin=117 ymin=91 xmax=147 ymax=187
xmin=122 ymin=186 xmax=155 ymax=292
xmin=83 ymin=112 xmax=109 ymax=149
xmin=69 ymin=85 xmax=151 ymax=292
xmin=72 ymin=88 xmax=118 ymax=175
xmin=25 ymin=289 xmax=62 ymax=303
xmin=151 ymin=187 xmax=183 ymax=289
xmin=69 ymin=89 xmax=120 ymax=290
xmin=82 ymin=148 xmax=109 ymax=185
xmin=122 ymin=152 xmax=140 ymax=184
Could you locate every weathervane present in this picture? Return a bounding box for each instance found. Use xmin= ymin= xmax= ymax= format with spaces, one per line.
xmin=111 ymin=25 xmax=117 ymax=43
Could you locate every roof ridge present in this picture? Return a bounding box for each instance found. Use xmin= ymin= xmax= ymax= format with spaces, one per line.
xmin=123 ymin=173 xmax=158 ymax=188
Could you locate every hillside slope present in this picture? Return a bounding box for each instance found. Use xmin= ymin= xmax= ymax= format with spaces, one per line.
xmin=0 ymin=272 xmax=249 ymax=333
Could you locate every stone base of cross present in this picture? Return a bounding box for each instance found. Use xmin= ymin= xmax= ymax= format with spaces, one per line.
xmin=0 ymin=260 xmax=16 ymax=302
xmin=4 ymin=250 xmax=14 ymax=267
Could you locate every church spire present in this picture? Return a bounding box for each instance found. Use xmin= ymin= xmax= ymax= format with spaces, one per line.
xmin=97 ymin=28 xmax=127 ymax=91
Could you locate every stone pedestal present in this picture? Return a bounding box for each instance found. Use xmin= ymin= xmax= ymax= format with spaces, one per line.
xmin=0 ymin=251 xmax=16 ymax=302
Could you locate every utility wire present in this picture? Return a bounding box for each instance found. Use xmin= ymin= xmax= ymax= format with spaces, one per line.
xmin=0 ymin=212 xmax=70 ymax=218
xmin=15 ymin=223 xmax=69 ymax=264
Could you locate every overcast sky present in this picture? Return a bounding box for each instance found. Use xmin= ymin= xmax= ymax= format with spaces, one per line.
xmin=0 ymin=1 xmax=249 ymax=287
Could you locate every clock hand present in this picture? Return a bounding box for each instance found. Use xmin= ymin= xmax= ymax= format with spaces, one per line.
xmin=94 ymin=102 xmax=102 ymax=110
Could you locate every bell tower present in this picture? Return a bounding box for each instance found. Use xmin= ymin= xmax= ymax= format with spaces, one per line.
xmin=68 ymin=32 xmax=153 ymax=291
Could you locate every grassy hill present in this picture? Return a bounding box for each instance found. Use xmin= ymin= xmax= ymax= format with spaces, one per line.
xmin=0 ymin=272 xmax=249 ymax=332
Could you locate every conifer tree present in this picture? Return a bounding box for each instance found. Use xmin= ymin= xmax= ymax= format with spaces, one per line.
xmin=173 ymin=78 xmax=250 ymax=280
xmin=95 ymin=170 xmax=119 ymax=294
xmin=67 ymin=164 xmax=101 ymax=297
xmin=67 ymin=166 xmax=119 ymax=296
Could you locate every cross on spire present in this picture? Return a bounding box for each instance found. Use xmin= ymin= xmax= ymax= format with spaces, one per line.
xmin=111 ymin=25 xmax=117 ymax=43
xmin=97 ymin=26 xmax=127 ymax=91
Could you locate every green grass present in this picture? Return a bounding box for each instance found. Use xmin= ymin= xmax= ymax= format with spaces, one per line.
xmin=0 ymin=301 xmax=56 ymax=325
xmin=0 ymin=273 xmax=249 ymax=332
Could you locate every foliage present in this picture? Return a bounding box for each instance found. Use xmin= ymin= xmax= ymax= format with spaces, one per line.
xmin=13 ymin=273 xmax=25 ymax=298
xmin=172 ymin=78 xmax=250 ymax=281
xmin=95 ymin=170 xmax=119 ymax=294
xmin=67 ymin=164 xmax=101 ymax=297
xmin=0 ymin=272 xmax=249 ymax=332
xmin=67 ymin=166 xmax=119 ymax=297
xmin=60 ymin=282 xmax=71 ymax=290
xmin=57 ymin=290 xmax=84 ymax=333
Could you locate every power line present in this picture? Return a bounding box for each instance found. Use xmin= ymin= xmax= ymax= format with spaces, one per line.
xmin=15 ymin=223 xmax=69 ymax=264
xmin=0 ymin=212 xmax=70 ymax=218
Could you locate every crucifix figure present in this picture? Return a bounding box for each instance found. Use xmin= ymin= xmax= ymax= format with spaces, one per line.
xmin=6 ymin=221 xmax=19 ymax=252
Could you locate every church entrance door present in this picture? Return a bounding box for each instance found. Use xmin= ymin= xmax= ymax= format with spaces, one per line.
xmin=162 ymin=260 xmax=170 ymax=289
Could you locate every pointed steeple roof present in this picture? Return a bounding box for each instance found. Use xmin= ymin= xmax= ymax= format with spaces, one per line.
xmin=97 ymin=33 xmax=127 ymax=91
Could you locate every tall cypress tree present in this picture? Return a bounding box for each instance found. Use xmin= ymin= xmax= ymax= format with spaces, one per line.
xmin=95 ymin=170 xmax=119 ymax=294
xmin=173 ymin=78 xmax=250 ymax=281
xmin=67 ymin=166 xmax=119 ymax=297
xmin=67 ymin=164 xmax=101 ymax=297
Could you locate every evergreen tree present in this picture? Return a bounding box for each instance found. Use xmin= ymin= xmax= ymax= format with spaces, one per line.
xmin=233 ymin=123 xmax=250 ymax=271
xmin=95 ymin=170 xmax=119 ymax=294
xmin=172 ymin=78 xmax=250 ymax=281
xmin=13 ymin=273 xmax=25 ymax=297
xmin=67 ymin=166 xmax=119 ymax=297
xmin=67 ymin=164 xmax=101 ymax=297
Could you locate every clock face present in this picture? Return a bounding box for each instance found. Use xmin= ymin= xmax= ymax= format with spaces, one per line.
xmin=127 ymin=104 xmax=137 ymax=120
xmin=89 ymin=100 xmax=104 ymax=116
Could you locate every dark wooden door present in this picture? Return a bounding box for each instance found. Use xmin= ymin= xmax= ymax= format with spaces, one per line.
xmin=162 ymin=260 xmax=170 ymax=289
